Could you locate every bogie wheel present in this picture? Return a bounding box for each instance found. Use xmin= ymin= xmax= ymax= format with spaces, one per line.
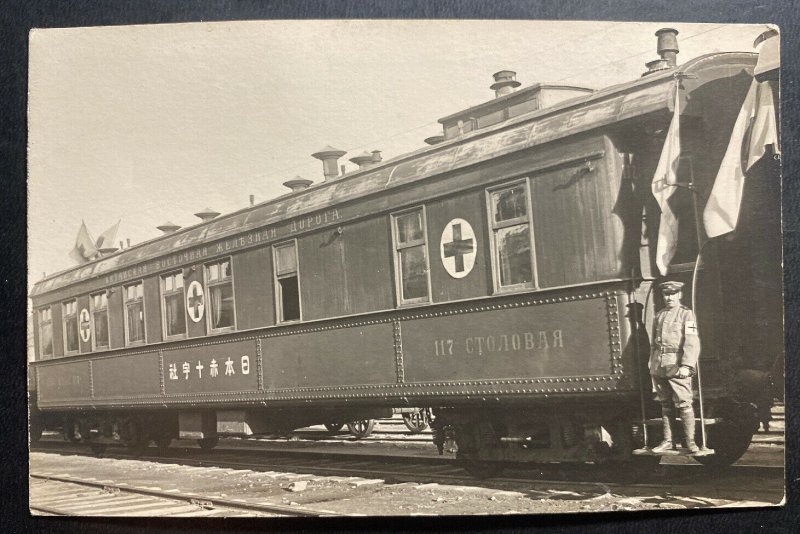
xmin=324 ymin=423 xmax=345 ymax=434
xmin=197 ymin=436 xmax=219 ymax=450
xmin=402 ymin=409 xmax=430 ymax=433
xmin=63 ymin=420 xmax=81 ymax=442
xmin=694 ymin=423 xmax=754 ymax=467
xmin=462 ymin=460 xmax=504 ymax=480
xmin=124 ymin=418 xmax=149 ymax=456
xmin=347 ymin=419 xmax=375 ymax=439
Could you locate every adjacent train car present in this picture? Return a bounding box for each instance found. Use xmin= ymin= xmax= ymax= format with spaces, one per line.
xmin=29 ymin=29 xmax=782 ymax=475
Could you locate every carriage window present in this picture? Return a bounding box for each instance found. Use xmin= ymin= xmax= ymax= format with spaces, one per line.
xmin=274 ymin=242 xmax=300 ymax=322
xmin=488 ymin=181 xmax=536 ymax=291
xmin=38 ymin=307 xmax=53 ymax=359
xmin=124 ymin=281 xmax=146 ymax=345
xmin=161 ymin=271 xmax=187 ymax=338
xmin=62 ymin=300 xmax=79 ymax=354
xmin=391 ymin=208 xmax=431 ymax=305
xmin=206 ymin=259 xmax=235 ymax=331
xmin=91 ymin=292 xmax=109 ymax=350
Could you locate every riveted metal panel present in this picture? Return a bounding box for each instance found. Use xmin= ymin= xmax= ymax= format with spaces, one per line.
xmin=261 ymin=323 xmax=396 ymax=389
xmin=401 ymin=295 xmax=614 ymax=383
xmin=92 ymin=351 xmax=161 ymax=397
xmin=36 ymin=361 xmax=92 ymax=403
xmin=163 ymin=338 xmax=259 ymax=394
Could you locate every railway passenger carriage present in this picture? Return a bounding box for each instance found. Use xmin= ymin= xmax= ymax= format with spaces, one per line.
xmin=29 ymin=29 xmax=782 ymax=476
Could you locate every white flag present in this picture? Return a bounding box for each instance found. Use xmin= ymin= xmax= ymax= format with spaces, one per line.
xmin=651 ymin=85 xmax=682 ymax=276
xmin=95 ymin=220 xmax=121 ymax=251
xmin=703 ymin=79 xmax=779 ymax=238
xmin=68 ymin=221 xmax=98 ymax=264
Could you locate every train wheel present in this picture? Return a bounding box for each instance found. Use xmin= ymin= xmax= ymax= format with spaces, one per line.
xmin=197 ymin=436 xmax=219 ymax=450
xmin=402 ymin=409 xmax=430 ymax=433
xmin=63 ymin=419 xmax=81 ymax=442
xmin=462 ymin=460 xmax=503 ymax=480
xmin=155 ymin=437 xmax=172 ymax=452
xmin=90 ymin=443 xmax=107 ymax=455
xmin=694 ymin=423 xmax=754 ymax=467
xmin=347 ymin=419 xmax=375 ymax=439
xmin=124 ymin=418 xmax=149 ymax=456
xmin=324 ymin=423 xmax=345 ymax=434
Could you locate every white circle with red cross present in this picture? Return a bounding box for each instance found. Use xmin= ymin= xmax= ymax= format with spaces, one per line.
xmin=440 ymin=218 xmax=477 ymax=279
xmin=186 ymin=281 xmax=205 ymax=323
xmin=79 ymin=308 xmax=91 ymax=343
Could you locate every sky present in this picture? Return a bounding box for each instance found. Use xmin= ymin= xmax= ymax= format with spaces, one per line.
xmin=27 ymin=19 xmax=771 ymax=294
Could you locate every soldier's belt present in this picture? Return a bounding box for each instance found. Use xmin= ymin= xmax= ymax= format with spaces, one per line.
xmin=657 ymin=347 xmax=679 ymax=353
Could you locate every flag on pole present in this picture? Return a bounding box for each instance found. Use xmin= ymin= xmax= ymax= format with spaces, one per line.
xmin=651 ymin=83 xmax=682 ymax=276
xmin=95 ymin=220 xmax=121 ymax=252
xmin=702 ymin=78 xmax=779 ymax=238
xmin=69 ymin=221 xmax=98 ymax=264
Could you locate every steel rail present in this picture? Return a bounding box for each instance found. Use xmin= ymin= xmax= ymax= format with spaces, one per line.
xmin=29 ymin=473 xmax=341 ymax=517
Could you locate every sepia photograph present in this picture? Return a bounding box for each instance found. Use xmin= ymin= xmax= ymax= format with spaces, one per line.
xmin=25 ymin=17 xmax=785 ymax=518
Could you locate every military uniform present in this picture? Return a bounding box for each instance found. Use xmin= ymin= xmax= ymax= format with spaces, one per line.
xmin=650 ymin=305 xmax=700 ymax=408
xmin=649 ymin=281 xmax=701 ymax=454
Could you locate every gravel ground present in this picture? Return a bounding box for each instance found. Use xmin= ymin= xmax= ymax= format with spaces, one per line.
xmin=28 ymin=452 xmax=781 ymax=516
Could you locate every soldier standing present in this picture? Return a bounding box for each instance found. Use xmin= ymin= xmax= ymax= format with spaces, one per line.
xmin=649 ymin=281 xmax=701 ymax=454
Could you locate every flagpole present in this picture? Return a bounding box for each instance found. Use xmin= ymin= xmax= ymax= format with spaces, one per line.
xmin=691 ymin=244 xmax=711 ymax=452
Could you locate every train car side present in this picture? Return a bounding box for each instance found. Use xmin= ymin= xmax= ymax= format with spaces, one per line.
xmin=28 ymin=48 xmax=780 ymax=470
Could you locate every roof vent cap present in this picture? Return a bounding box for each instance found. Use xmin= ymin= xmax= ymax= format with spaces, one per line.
xmin=311 ymin=145 xmax=347 ymax=181
xmin=157 ymin=221 xmax=182 ymax=234
xmin=194 ymin=208 xmax=220 ymax=222
xmin=283 ymin=176 xmax=314 ymax=192
xmin=490 ymin=70 xmax=521 ymax=98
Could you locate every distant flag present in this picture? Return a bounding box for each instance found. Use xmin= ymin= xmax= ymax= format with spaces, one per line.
xmin=69 ymin=221 xmax=98 ymax=264
xmin=95 ymin=220 xmax=121 ymax=253
xmin=703 ymin=76 xmax=779 ymax=238
xmin=651 ymin=83 xmax=682 ymax=276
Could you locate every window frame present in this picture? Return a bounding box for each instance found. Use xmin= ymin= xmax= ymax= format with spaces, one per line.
xmin=666 ymin=154 xmax=701 ymax=273
xmin=37 ymin=306 xmax=53 ymax=360
xmin=390 ymin=206 xmax=432 ymax=307
xmin=90 ymin=291 xmax=110 ymax=351
xmin=61 ymin=299 xmax=80 ymax=356
xmin=272 ymin=240 xmax=302 ymax=323
xmin=204 ymin=257 xmax=237 ymax=334
xmin=123 ymin=280 xmax=147 ymax=346
xmin=486 ymin=178 xmax=539 ymax=294
xmin=160 ymin=270 xmax=188 ymax=340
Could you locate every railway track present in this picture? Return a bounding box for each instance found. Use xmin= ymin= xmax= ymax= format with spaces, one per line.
xmin=30 ymin=407 xmax=785 ymax=514
xmin=31 ymin=437 xmax=783 ymax=503
xmin=29 ymin=472 xmax=342 ymax=517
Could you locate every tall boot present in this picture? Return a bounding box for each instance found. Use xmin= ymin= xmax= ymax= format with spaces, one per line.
xmin=680 ymin=407 xmax=700 ymax=454
xmin=651 ymin=406 xmax=675 ymax=453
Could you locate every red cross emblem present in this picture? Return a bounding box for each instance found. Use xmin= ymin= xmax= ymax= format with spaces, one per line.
xmin=186 ymin=281 xmax=205 ymax=323
xmin=440 ymin=218 xmax=476 ymax=279
xmin=79 ymin=308 xmax=91 ymax=343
